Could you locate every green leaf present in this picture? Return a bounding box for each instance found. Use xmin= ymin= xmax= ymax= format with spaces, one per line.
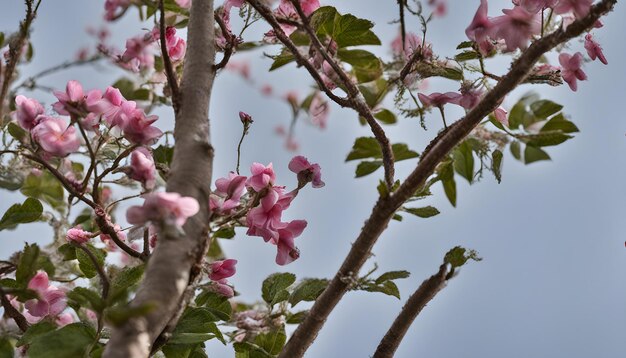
xmin=0 ymin=337 xmax=13 ymax=358
xmin=194 ymin=291 xmax=232 ymax=321
xmin=530 ymin=100 xmax=563 ymax=119
xmin=437 ymin=160 xmax=457 ymax=207
xmin=441 ymin=66 xmax=463 ymax=81
xmin=392 ymin=214 xmax=403 ymax=221
xmin=404 ymin=206 xmax=440 ymax=218
xmin=170 ymin=307 xmax=225 ymax=345
xmin=17 ymin=321 xmax=56 ymax=347
xmin=153 ymin=145 xmax=174 ymax=166
xmin=453 ymin=141 xmax=475 ymax=183
xmin=109 ymin=265 xmax=144 ymax=304
xmin=76 ymin=244 xmax=106 ymax=279
xmin=518 ymin=131 xmax=572 ymax=147
xmin=331 ymin=13 xmax=381 ymax=48
xmin=456 ymin=41 xmax=474 ymax=49
xmin=524 ymin=146 xmax=550 ymax=164
xmin=67 ymin=287 xmax=105 ymax=312
xmin=0 ymin=32 xmax=4 ymax=48
xmin=310 ymin=6 xmax=339 ymax=35
xmin=0 ymin=170 xmax=24 ymax=191
xmin=0 ymin=197 xmax=42 ymax=231
xmin=391 ymin=143 xmax=419 ymax=161
xmin=105 ymin=303 xmax=156 ymax=326
xmin=262 ymin=272 xmax=296 ymax=306
xmin=373 ymin=108 xmax=397 ymax=124
xmin=58 ymin=243 xmax=77 ymax=261
xmin=345 ymin=137 xmax=380 ymax=161
xmin=28 ymin=323 xmax=96 ymax=358
xmin=7 ymin=122 xmax=28 ymax=142
xmin=361 ymin=280 xmax=401 ymax=299
xmin=20 ymin=171 xmax=65 ymax=211
xmin=444 ymin=246 xmax=482 ymax=268
xmin=214 ymin=227 xmax=235 ymax=239
xmin=492 ymin=149 xmax=503 ymax=183
xmin=357 ymin=78 xmax=389 ymax=108
xmin=269 ymin=48 xmax=295 ymax=71
xmin=374 ymin=270 xmax=410 ymax=284
xmin=254 ymin=327 xmax=287 ymax=356
xmin=454 ymin=50 xmax=479 ymax=62
xmin=337 ymin=49 xmax=382 ymax=83
xmin=540 ymin=113 xmax=579 ymax=133
xmin=289 ymin=279 xmax=328 ymax=307
xmin=286 ymin=310 xmax=308 ymax=324
xmin=16 ymin=243 xmax=40 ymax=286
xmin=355 ymin=160 xmax=382 ymax=177
xmin=510 ymin=141 xmax=522 ymax=161
xmin=234 ymin=342 xmax=273 ymax=358
xmin=112 ymin=78 xmax=136 ymax=99
xmin=130 ymin=88 xmax=151 ymax=101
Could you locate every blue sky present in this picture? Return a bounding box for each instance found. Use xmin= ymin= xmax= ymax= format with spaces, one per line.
xmin=1 ymin=1 xmax=624 ymax=357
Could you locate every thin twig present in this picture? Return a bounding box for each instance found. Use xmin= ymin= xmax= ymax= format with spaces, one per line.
xmin=213 ymin=11 xmax=236 ymax=70
xmin=373 ymin=263 xmax=449 ymax=358
xmin=0 ymin=287 xmax=29 ymax=332
xmin=73 ymin=243 xmax=110 ymax=299
xmin=159 ymin=0 xmax=181 ymax=111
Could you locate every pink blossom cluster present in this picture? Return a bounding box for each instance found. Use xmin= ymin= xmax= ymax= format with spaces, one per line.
xmin=390 ymin=32 xmax=433 ymax=62
xmin=13 ymin=80 xmax=163 ymax=159
xmin=119 ymin=26 xmax=187 ymax=72
xmin=127 ymin=192 xmax=200 ymax=228
xmin=210 ymin=157 xmax=323 ymax=265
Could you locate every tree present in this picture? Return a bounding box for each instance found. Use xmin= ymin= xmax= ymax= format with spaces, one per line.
xmin=0 ymin=0 xmax=620 ymax=357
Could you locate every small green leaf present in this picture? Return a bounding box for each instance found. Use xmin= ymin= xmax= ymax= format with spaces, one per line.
xmin=112 ymin=78 xmax=136 ymax=99
xmin=337 ymin=49 xmax=382 ymax=82
xmin=0 ymin=197 xmax=42 ymax=231
xmin=16 ymin=321 xmax=56 ymax=347
xmin=444 ymin=246 xmax=482 ymax=268
xmin=391 ymin=143 xmax=419 ymax=161
xmin=540 ymin=113 xmax=579 ymax=133
xmin=373 ymin=108 xmax=397 ymax=124
xmin=58 ymin=244 xmax=77 ymax=261
xmin=392 ymin=214 xmax=403 ymax=221
xmin=517 ymin=131 xmax=573 ymax=147
xmin=269 ymin=48 xmax=295 ymax=71
xmin=254 ymin=327 xmax=287 ymax=356
xmin=357 ymin=78 xmax=389 ymax=108
xmin=67 ymin=287 xmax=105 ymax=312
xmin=524 ymin=146 xmax=550 ymax=164
xmin=332 ymin=13 xmax=381 ymax=48
xmin=346 ymin=137 xmax=381 ymax=161
xmin=453 ymin=141 xmax=475 ymax=184
xmin=289 ymin=279 xmax=328 ymax=307
xmin=530 ymin=100 xmax=563 ymax=119
xmin=262 ymin=273 xmax=296 ymax=306
xmin=510 ymin=141 xmax=522 ymax=161
xmin=286 ymin=310 xmax=308 ymax=324
xmin=153 ymin=145 xmax=174 ymax=166
xmin=194 ymin=291 xmax=232 ymax=321
xmin=374 ymin=270 xmax=410 ymax=284
xmin=76 ymin=244 xmax=106 ymax=279
xmin=454 ymin=51 xmax=479 ymax=62
xmin=492 ymin=149 xmax=503 ymax=183
xmin=7 ymin=122 xmax=28 ymax=142
xmin=214 ymin=227 xmax=235 ymax=239
xmin=404 ymin=206 xmax=440 ymax=218
xmin=28 ymin=323 xmax=96 ymax=358
xmin=109 ymin=265 xmax=144 ymax=304
xmin=437 ymin=160 xmax=457 ymax=207
xmin=16 ymin=243 xmax=40 ymax=286
xmin=20 ymin=171 xmax=65 ymax=211
xmin=105 ymin=303 xmax=156 ymax=326
xmin=361 ymin=280 xmax=401 ymax=299
xmin=170 ymin=307 xmax=225 ymax=345
xmin=456 ymin=41 xmax=474 ymax=49
xmin=355 ymin=160 xmax=382 ymax=177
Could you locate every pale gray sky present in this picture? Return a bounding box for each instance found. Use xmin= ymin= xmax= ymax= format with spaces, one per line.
xmin=1 ymin=1 xmax=625 ymax=357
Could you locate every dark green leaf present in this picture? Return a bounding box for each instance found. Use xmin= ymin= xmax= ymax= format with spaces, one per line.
xmin=76 ymin=244 xmax=106 ymax=279
xmin=391 ymin=143 xmax=419 ymax=161
xmin=17 ymin=321 xmax=56 ymax=347
xmin=254 ymin=327 xmax=287 ymax=356
xmin=492 ymin=149 xmax=503 ymax=183
xmin=453 ymin=141 xmax=474 ymax=183
xmin=58 ymin=244 xmax=77 ymax=261
xmin=392 ymin=213 xmax=403 ymax=221
xmin=109 ymin=265 xmax=144 ymax=304
xmin=286 ymin=310 xmax=308 ymax=324
xmin=456 ymin=41 xmax=474 ymax=49
xmin=337 ymin=49 xmax=382 ymax=82
xmin=262 ymin=273 xmax=296 ymax=306
xmin=105 ymin=303 xmax=155 ymax=326
xmin=332 ymin=13 xmax=381 ymax=48
xmin=20 ymin=171 xmax=65 ymax=211
xmin=530 ymin=100 xmax=563 ymax=119
xmin=510 ymin=141 xmax=522 ymax=161
xmin=67 ymin=287 xmax=105 ymax=312
xmin=289 ymin=278 xmax=328 ymax=307
xmin=16 ymin=243 xmax=40 ymax=286
xmin=524 ymin=146 xmax=550 ymax=164
xmin=0 ymin=337 xmax=13 ymax=358
xmin=170 ymin=307 xmax=225 ymax=345
xmin=361 ymin=280 xmax=401 ymax=299
xmin=444 ymin=246 xmax=482 ymax=268
xmin=454 ymin=51 xmax=479 ymax=62
xmin=404 ymin=206 xmax=440 ymax=218
xmin=112 ymin=78 xmax=136 ymax=99
xmin=0 ymin=197 xmax=42 ymax=231
xmin=355 ymin=160 xmax=382 ymax=177
xmin=194 ymin=291 xmax=232 ymax=321
xmin=437 ymin=160 xmax=457 ymax=207
xmin=7 ymin=122 xmax=28 ymax=142
xmin=28 ymin=323 xmax=96 ymax=358
xmin=214 ymin=227 xmax=235 ymax=239
xmin=373 ymin=108 xmax=397 ymax=124
xmin=441 ymin=66 xmax=463 ymax=81
xmin=518 ymin=131 xmax=572 ymax=147
xmin=345 ymin=137 xmax=380 ymax=161
xmin=153 ymin=145 xmax=174 ymax=166
xmin=269 ymin=49 xmax=295 ymax=71
xmin=540 ymin=113 xmax=579 ymax=133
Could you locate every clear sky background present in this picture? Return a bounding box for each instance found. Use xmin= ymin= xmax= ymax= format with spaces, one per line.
xmin=1 ymin=1 xmax=625 ymax=357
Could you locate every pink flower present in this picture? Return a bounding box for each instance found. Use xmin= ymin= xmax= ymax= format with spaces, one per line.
xmin=13 ymin=95 xmax=44 ymax=130
xmin=56 ymin=312 xmax=74 ymax=327
xmin=212 ymin=279 xmax=234 ymax=298
xmin=129 ymin=147 xmax=156 ymax=189
xmin=559 ymin=52 xmax=587 ymax=91
xmin=418 ymin=92 xmax=461 ymax=108
xmin=275 ymin=220 xmax=306 ymax=265
xmin=31 ymin=117 xmax=81 ymax=157
xmin=246 ymin=186 xmax=296 ymax=243
xmin=465 ymin=0 xmax=493 ymax=51
xmin=24 ymin=271 xmax=67 ymax=323
xmin=490 ymin=6 xmax=541 ymax=52
xmin=153 ymin=27 xmax=187 ymax=62
xmin=210 ymin=172 xmax=247 ymax=213
xmin=95 ymin=87 xmax=132 ymax=128
xmin=175 ymin=0 xmax=192 ymax=8
xmin=246 ymin=162 xmax=276 ymax=192
xmin=104 ymin=0 xmax=131 ymax=21
xmin=289 ymin=155 xmax=325 ymax=188
xmin=428 ymin=0 xmax=447 ymax=17
xmin=126 ymin=192 xmax=200 ymax=227
xmin=100 ymin=223 xmax=127 ymax=251
xmin=494 ymin=107 xmax=509 ymax=127
xmin=239 ymin=111 xmax=253 ymax=125
xmin=52 ymin=80 xmax=102 ymax=117
xmin=451 ymin=84 xmax=484 ymax=110
xmin=119 ymin=108 xmax=163 ymax=145
xmin=553 ymin=0 xmax=592 ymax=18
xmin=391 ymin=31 xmax=432 ymax=61
xmin=66 ymin=227 xmax=93 ymax=244
xmin=209 ymin=259 xmax=238 ymax=281
xmin=584 ymin=34 xmax=608 ymax=65
xmin=309 ymin=94 xmax=329 ymax=129
xmin=121 ymin=33 xmax=155 ymax=71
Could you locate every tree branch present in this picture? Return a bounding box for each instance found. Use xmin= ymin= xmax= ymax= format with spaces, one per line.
xmin=277 ymin=1 xmax=617 ymax=356
xmin=103 ymin=0 xmax=217 ymax=355
xmin=373 ymin=263 xmax=449 ymax=358
xmin=159 ymin=0 xmax=181 ymax=112
xmin=0 ymin=287 xmax=29 ymax=332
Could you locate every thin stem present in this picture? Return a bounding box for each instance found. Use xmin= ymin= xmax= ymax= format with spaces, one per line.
xmin=12 ymin=56 xmax=103 ymax=93
xmin=235 ymin=122 xmax=250 ymax=175
xmin=159 ymin=0 xmax=181 ymax=111
xmin=214 ymin=10 xmax=236 ymax=70
xmin=74 ymin=244 xmax=110 ymax=299
xmin=373 ymin=263 xmax=449 ymax=358
xmin=437 ymin=106 xmax=447 ymax=128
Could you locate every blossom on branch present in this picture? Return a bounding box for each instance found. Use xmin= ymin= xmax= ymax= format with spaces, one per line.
xmin=31 ymin=116 xmax=81 ymax=157
xmin=288 ymin=155 xmax=324 ymax=188
xmin=126 ymin=192 xmax=200 ymax=227
xmin=209 ymin=259 xmax=238 ymax=281
xmin=559 ymin=52 xmax=587 ymax=91
xmin=13 ymin=95 xmax=44 ymax=130
xmin=23 ymin=271 xmax=67 ymax=324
